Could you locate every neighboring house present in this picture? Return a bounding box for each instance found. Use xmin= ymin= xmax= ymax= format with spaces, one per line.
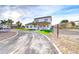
xmin=11 ymin=24 xmax=17 ymax=29
xmin=74 ymin=20 xmax=79 ymax=28
xmin=0 ymin=20 xmax=10 ymax=32
xmin=75 ymin=20 xmax=79 ymax=25
xmin=25 ymin=16 xmax=52 ymax=30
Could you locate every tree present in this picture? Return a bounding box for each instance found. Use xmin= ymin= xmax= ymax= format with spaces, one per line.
xmin=60 ymin=20 xmax=69 ymax=23
xmin=6 ymin=19 xmax=14 ymax=28
xmin=70 ymin=21 xmax=75 ymax=26
xmin=70 ymin=21 xmax=76 ymax=28
xmin=60 ymin=20 xmax=69 ymax=29
xmin=0 ymin=20 xmax=7 ymax=25
xmin=16 ymin=21 xmax=22 ymax=28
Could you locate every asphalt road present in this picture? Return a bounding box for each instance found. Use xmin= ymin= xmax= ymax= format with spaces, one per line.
xmin=54 ymin=28 xmax=79 ymax=35
xmin=59 ymin=29 xmax=79 ymax=35
xmin=0 ymin=31 xmax=58 ymax=54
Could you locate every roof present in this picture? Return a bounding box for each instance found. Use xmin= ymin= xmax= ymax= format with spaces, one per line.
xmin=25 ymin=23 xmax=34 ymax=25
xmin=34 ymin=22 xmax=50 ymax=26
xmin=26 ymin=22 xmax=50 ymax=26
xmin=34 ymin=16 xmax=52 ymax=20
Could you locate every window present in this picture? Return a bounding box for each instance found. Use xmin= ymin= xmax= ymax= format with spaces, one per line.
xmin=26 ymin=26 xmax=28 ymax=28
xmin=30 ymin=26 xmax=32 ymax=28
xmin=34 ymin=25 xmax=36 ymax=27
xmin=35 ymin=20 xmax=39 ymax=22
xmin=44 ymin=19 xmax=48 ymax=22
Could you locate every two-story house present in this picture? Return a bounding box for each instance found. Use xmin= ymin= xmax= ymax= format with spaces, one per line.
xmin=25 ymin=16 xmax=52 ymax=30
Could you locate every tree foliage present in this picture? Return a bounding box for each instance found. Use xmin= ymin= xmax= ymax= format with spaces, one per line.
xmin=16 ymin=21 xmax=22 ymax=28
xmin=60 ymin=20 xmax=69 ymax=24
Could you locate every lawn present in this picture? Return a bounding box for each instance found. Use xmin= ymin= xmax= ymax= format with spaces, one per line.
xmin=35 ymin=30 xmax=53 ymax=35
xmin=16 ymin=28 xmax=53 ymax=35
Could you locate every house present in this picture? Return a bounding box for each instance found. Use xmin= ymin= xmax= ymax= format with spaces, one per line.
xmin=25 ymin=16 xmax=52 ymax=30
xmin=74 ymin=20 xmax=79 ymax=28
xmin=11 ymin=24 xmax=17 ymax=29
xmin=0 ymin=20 xmax=10 ymax=32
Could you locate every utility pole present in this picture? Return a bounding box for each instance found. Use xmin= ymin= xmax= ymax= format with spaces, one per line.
xmin=57 ymin=24 xmax=59 ymax=39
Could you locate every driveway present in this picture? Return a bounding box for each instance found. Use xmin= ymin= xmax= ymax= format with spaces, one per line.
xmin=0 ymin=31 xmax=58 ymax=54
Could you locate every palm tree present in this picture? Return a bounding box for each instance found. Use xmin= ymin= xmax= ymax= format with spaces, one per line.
xmin=16 ymin=21 xmax=22 ymax=28
xmin=0 ymin=20 xmax=7 ymax=25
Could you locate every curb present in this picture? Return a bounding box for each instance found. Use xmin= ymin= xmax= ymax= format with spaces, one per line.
xmin=42 ymin=34 xmax=62 ymax=54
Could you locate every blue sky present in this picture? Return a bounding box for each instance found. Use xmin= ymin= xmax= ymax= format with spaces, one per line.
xmin=0 ymin=5 xmax=79 ymax=25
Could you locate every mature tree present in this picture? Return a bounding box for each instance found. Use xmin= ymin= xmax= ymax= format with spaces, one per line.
xmin=70 ymin=21 xmax=76 ymax=28
xmin=60 ymin=20 xmax=69 ymax=29
xmin=16 ymin=21 xmax=22 ymax=28
xmin=6 ymin=19 xmax=14 ymax=28
xmin=70 ymin=21 xmax=75 ymax=26
xmin=60 ymin=20 xmax=69 ymax=23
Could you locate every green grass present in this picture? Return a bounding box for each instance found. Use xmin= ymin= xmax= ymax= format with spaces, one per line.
xmin=35 ymin=30 xmax=53 ymax=35
xmin=16 ymin=28 xmax=53 ymax=35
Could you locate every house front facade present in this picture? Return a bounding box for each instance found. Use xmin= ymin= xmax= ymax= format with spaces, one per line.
xmin=25 ymin=16 xmax=52 ymax=30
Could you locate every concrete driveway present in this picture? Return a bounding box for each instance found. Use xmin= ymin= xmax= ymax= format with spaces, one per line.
xmin=0 ymin=31 xmax=58 ymax=54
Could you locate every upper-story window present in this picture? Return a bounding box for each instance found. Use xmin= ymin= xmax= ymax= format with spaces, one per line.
xmin=44 ymin=18 xmax=48 ymax=22
xmin=34 ymin=17 xmax=51 ymax=22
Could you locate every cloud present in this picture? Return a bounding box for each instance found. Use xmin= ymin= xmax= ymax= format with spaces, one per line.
xmin=52 ymin=14 xmax=79 ymax=25
xmin=0 ymin=5 xmax=79 ymax=25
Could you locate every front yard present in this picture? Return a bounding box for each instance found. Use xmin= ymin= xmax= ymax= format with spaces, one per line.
xmin=35 ymin=30 xmax=53 ymax=35
xmin=16 ymin=28 xmax=53 ymax=35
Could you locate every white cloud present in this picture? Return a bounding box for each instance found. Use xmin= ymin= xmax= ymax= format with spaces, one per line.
xmin=2 ymin=11 xmax=22 ymax=19
xmin=0 ymin=5 xmax=79 ymax=26
xmin=20 ymin=18 xmax=34 ymax=25
xmin=52 ymin=14 xmax=79 ymax=25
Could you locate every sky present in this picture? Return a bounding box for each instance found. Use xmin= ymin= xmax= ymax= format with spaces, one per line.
xmin=0 ymin=5 xmax=79 ymax=25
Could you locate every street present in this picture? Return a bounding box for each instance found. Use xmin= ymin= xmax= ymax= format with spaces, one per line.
xmin=59 ymin=29 xmax=79 ymax=35
xmin=0 ymin=31 xmax=58 ymax=54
